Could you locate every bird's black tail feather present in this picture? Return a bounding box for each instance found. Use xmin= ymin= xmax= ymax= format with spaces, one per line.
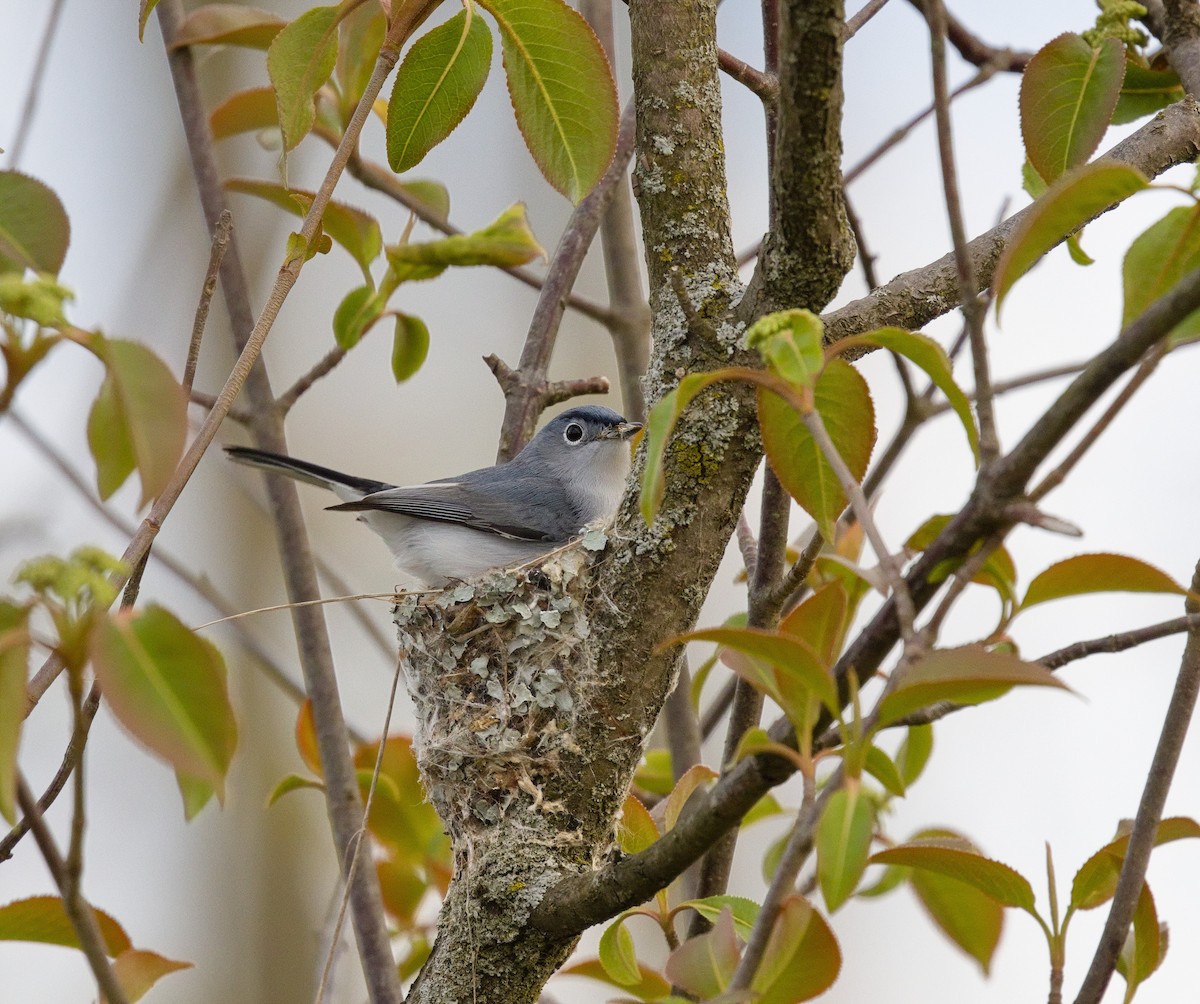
xmin=224 ymin=446 xmax=391 ymax=497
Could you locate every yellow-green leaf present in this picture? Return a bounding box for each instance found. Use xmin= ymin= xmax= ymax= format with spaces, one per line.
xmin=780 ymin=581 xmax=849 ymax=669
xmin=138 ymin=0 xmax=161 ymax=41
xmin=598 ymin=915 xmax=641 ymax=986
xmin=1021 ymin=553 xmax=1185 ymax=610
xmin=1122 ymin=205 xmax=1200 ymax=346
xmin=336 ymin=5 xmax=386 ymax=125
xmin=110 ymin=948 xmax=192 ymax=1003
xmin=750 ymin=895 xmax=842 ymax=1004
xmin=994 ymin=161 xmax=1147 ymax=316
xmin=1071 ymin=816 xmax=1200 ymax=911
xmin=476 ymin=0 xmax=618 ymax=202
xmin=0 ymin=171 xmax=70 ymax=275
xmin=744 ymin=308 xmax=825 ymax=388
xmin=267 ymin=5 xmax=339 ymax=151
xmin=876 ymin=646 xmax=1070 ymax=727
xmin=391 ymin=313 xmax=430 ymax=382
xmin=89 ymin=605 xmax=237 ymax=798
xmin=175 ymin=771 xmax=215 ymax=821
xmin=1113 ymin=58 xmax=1184 ymax=125
xmin=387 ymin=5 xmax=493 ymax=173
xmin=664 ymin=764 xmax=717 ymax=832
xmin=1115 ymin=885 xmax=1164 ymax=999
xmin=1020 ymin=34 xmax=1125 ymax=183
xmin=86 ymin=337 xmax=187 ymax=507
xmin=168 ymin=4 xmax=285 ymax=50
xmin=759 ymin=358 xmax=876 ymax=541
xmin=0 ymin=896 xmax=131 ymax=955
xmin=817 ymin=783 xmax=875 ymax=911
xmin=385 ymin=203 xmax=544 ymax=281
xmin=617 ymin=793 xmax=659 ymax=854
xmin=676 ymin=895 xmax=761 ymax=940
xmin=266 ymin=772 xmax=324 ymax=807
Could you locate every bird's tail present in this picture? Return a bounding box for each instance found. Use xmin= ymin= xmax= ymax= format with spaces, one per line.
xmin=224 ymin=446 xmax=391 ymax=500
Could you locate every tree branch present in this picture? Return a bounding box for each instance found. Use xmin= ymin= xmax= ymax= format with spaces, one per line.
xmin=905 ymin=0 xmax=1031 ymax=71
xmin=1073 ymin=562 xmax=1200 ymax=1004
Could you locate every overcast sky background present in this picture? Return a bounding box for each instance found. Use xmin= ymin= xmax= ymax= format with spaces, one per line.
xmin=1 ymin=1 xmax=1199 ymax=1002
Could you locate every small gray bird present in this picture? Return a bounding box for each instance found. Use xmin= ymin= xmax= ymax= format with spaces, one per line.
xmin=226 ymin=405 xmax=641 ymax=587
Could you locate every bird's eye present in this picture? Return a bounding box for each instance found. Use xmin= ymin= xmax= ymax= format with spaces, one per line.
xmin=563 ymin=422 xmax=585 ymax=444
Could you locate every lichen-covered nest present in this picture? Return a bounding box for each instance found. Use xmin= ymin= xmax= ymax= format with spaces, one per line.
xmin=393 ymin=545 xmax=598 ymax=848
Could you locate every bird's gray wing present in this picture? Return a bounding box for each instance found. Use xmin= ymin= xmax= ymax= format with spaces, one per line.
xmin=327 ymin=476 xmax=579 ymax=542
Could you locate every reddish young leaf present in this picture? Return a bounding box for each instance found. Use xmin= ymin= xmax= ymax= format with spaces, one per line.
xmin=560 ymin=957 xmax=672 ymax=1001
xmin=295 ymin=698 xmax=322 ymax=776
xmin=664 ymin=907 xmax=740 ymax=998
xmin=1020 ymin=34 xmax=1125 ymax=182
xmin=1021 ymin=553 xmax=1185 ymax=611
xmin=780 ymin=581 xmax=849 ymax=668
xmin=89 ymin=605 xmax=237 ymax=798
xmin=876 ymin=646 xmax=1070 ymax=727
xmin=168 ymin=4 xmax=285 ymax=49
xmin=209 ymin=86 xmax=279 ymax=140
xmin=750 ymin=895 xmax=842 ymax=1003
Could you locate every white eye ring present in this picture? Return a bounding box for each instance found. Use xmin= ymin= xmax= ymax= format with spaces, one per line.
xmin=563 ymin=422 xmax=585 ymax=444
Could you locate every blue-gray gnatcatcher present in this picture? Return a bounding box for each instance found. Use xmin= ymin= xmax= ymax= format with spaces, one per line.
xmin=226 ymin=405 xmax=642 ymax=587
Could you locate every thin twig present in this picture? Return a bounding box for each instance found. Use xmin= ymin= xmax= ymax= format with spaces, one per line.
xmin=16 ymin=777 xmax=129 ymax=1004
xmin=927 ymin=0 xmax=998 ymax=466
xmin=6 ymin=0 xmax=67 ymax=168
xmin=845 ymin=0 xmax=892 ymax=38
xmin=188 ymin=389 xmax=253 ymax=424
xmin=494 ymin=100 xmax=638 ymax=461
xmin=717 ymin=49 xmax=778 ymax=101
xmin=920 ymin=529 xmax=1007 ymax=644
xmin=735 ymin=510 xmax=759 ymax=577
xmin=665 ymin=654 xmax=702 ymax=783
xmin=1073 ymin=565 xmax=1200 ymax=1004
xmin=1028 ymin=348 xmax=1163 ymax=502
xmin=277 ymin=346 xmax=349 ymax=415
xmin=700 ymin=678 xmax=737 ymax=741
xmin=906 ymin=0 xmax=1031 ymax=71
xmin=184 ymin=209 xmax=232 ymax=394
xmin=314 ymin=650 xmax=405 ymax=1003
xmin=766 ymin=529 xmax=824 ymax=616
xmin=728 ymin=772 xmax=836 ymax=991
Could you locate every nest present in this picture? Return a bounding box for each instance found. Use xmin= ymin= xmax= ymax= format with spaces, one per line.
xmin=393 ymin=545 xmax=597 ymax=849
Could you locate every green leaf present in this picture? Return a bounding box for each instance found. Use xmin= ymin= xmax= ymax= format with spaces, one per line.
xmin=1112 ymin=58 xmax=1184 ymax=126
xmin=0 ymin=606 xmax=29 ymax=824
xmin=1122 ymin=205 xmax=1200 ymax=345
xmin=89 ymin=605 xmax=238 ymax=799
xmin=817 ymin=784 xmax=876 ymax=912
xmin=175 ymin=771 xmax=215 ymax=821
xmin=633 ymin=748 xmax=673 ymax=797
xmin=1070 ymin=817 xmax=1200 ymax=911
xmin=210 ymin=86 xmax=279 ymax=140
xmin=332 ymin=285 xmax=384 ymax=349
xmin=993 ymin=161 xmax=1147 ymax=317
xmin=664 ymin=907 xmax=739 ymax=998
xmin=617 ymin=793 xmax=659 ymax=854
xmin=0 ymin=895 xmax=131 ymax=955
xmin=267 ymin=5 xmax=339 ymax=151
xmin=138 ymin=0 xmax=161 ymax=41
xmin=908 ymin=842 xmax=1005 ymax=973
xmin=226 ymin=178 xmax=382 ymax=276
xmin=1116 ymin=885 xmax=1164 ymax=1001
xmin=750 ymin=895 xmax=842 ymax=1004
xmin=864 ymin=744 xmax=906 ymax=797
xmin=1020 ymin=34 xmax=1125 ymax=183
xmin=664 ymin=763 xmax=717 ymax=832
xmin=111 ymin=948 xmax=192 ymax=1003
xmin=0 ymin=171 xmax=70 ymax=275
xmin=398 ymin=179 xmax=451 ymax=220
xmin=476 ymin=0 xmax=618 ymax=202
xmin=876 ymin=646 xmax=1070 ymax=727
xmin=560 ymin=958 xmax=672 ymax=1002
xmin=266 ymin=773 xmax=324 ymax=807
xmin=598 ymin=916 xmax=642 ymax=986
xmin=168 ymin=4 xmax=285 ymax=49
xmin=86 ymin=337 xmax=187 ymax=507
xmin=1021 ymin=553 xmax=1185 ymax=610
xmin=387 ymin=6 xmax=493 ymax=173
xmin=385 ymin=203 xmax=544 ymax=281
xmin=336 ymin=5 xmax=386 ymax=125
xmin=744 ymin=308 xmax=825 ymax=388
xmin=759 ymin=358 xmax=876 ymax=541
xmin=779 ymin=581 xmax=849 ymax=669
xmin=677 ymin=896 xmax=761 ymax=940
xmin=677 ymin=626 xmax=838 ymax=715
xmin=871 ymin=837 xmax=1038 ymax=913
xmin=839 ymin=327 xmax=978 ymax=463
xmin=904 ymin=514 xmax=1018 ymax=613
xmin=391 ymin=313 xmax=431 ymax=382
xmin=896 ymin=724 xmax=934 ymax=787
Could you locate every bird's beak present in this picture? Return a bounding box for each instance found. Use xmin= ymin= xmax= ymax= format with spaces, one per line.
xmin=601 ymin=421 xmax=643 ymax=441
